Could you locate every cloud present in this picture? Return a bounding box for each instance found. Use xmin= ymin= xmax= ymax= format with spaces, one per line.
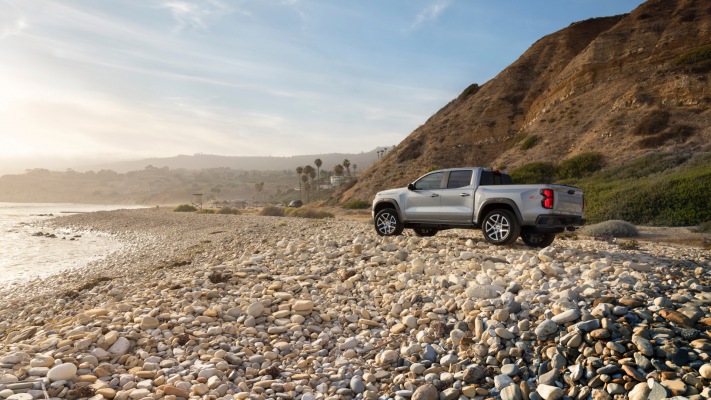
xmin=0 ymin=0 xmax=25 ymax=40
xmin=162 ymin=0 xmax=232 ymax=32
xmin=410 ymin=0 xmax=452 ymax=30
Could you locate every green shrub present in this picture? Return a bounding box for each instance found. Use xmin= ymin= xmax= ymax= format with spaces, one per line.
xmin=638 ymin=124 xmax=696 ymax=148
xmin=197 ymin=208 xmax=216 ymax=214
xmin=174 ymin=204 xmax=197 ymax=212
xmin=569 ymin=152 xmax=711 ymax=226
xmin=260 ymin=206 xmax=284 ymax=217
xmin=558 ymin=152 xmax=604 ymax=179
xmin=693 ymin=221 xmax=711 ymax=234
xmin=633 ymin=109 xmax=670 ymax=136
xmin=674 ymin=44 xmax=711 ymax=65
xmin=343 ymin=199 xmax=371 ymax=209
xmin=217 ymin=207 xmax=241 ymax=215
xmin=509 ymin=132 xmax=528 ymax=148
xmin=509 ymin=162 xmax=558 ymax=184
xmin=285 ymin=208 xmax=334 ymax=219
xmin=520 ymin=135 xmax=540 ymax=150
xmin=581 ymin=220 xmax=639 ymax=238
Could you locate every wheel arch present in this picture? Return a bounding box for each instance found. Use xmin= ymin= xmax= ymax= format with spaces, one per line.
xmin=476 ymin=199 xmax=522 ymax=225
xmin=373 ymin=200 xmax=403 ymax=220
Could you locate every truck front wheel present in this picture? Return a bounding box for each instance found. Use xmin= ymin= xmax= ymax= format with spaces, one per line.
xmin=521 ymin=232 xmax=556 ymax=248
xmin=482 ymin=209 xmax=520 ymax=245
xmin=374 ymin=208 xmax=404 ymax=236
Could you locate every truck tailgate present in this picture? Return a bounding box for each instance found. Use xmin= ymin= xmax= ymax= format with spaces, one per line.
xmin=554 ymin=186 xmax=584 ymax=214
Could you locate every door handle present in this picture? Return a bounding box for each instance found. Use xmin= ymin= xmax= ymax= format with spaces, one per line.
xmin=460 ymin=193 xmax=471 ymax=197
xmin=430 ymin=194 xmax=440 ymax=197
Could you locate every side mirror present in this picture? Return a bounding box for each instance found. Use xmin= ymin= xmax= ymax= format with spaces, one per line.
xmin=407 ymin=183 xmax=415 ymax=191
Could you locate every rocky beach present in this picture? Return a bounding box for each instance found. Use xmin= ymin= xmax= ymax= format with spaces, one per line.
xmin=1 ymin=208 xmax=710 ymax=400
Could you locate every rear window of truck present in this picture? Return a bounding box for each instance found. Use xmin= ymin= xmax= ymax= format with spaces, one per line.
xmin=479 ymin=171 xmax=512 ymax=185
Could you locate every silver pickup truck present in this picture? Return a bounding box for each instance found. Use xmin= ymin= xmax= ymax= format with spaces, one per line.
xmin=371 ymin=167 xmax=585 ymax=247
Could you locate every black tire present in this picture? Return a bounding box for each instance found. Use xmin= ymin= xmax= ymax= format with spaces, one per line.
xmin=374 ymin=208 xmax=404 ymax=236
xmin=413 ymin=228 xmax=438 ymax=237
xmin=481 ymin=209 xmax=520 ymax=245
xmin=521 ymin=232 xmax=556 ymax=248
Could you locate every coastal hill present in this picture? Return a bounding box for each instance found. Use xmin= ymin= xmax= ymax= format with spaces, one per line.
xmin=337 ymin=0 xmax=711 ymax=204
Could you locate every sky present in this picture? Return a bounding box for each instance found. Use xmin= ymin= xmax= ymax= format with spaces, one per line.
xmin=0 ymin=0 xmax=645 ymax=173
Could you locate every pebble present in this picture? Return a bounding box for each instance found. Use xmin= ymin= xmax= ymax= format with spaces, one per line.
xmin=0 ymin=210 xmax=708 ymax=400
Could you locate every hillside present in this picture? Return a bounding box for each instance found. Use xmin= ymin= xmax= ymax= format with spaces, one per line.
xmin=338 ymin=0 xmax=711 ymax=204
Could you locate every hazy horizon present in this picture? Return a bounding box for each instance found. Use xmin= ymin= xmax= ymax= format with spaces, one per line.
xmin=1 ymin=0 xmax=645 ymax=174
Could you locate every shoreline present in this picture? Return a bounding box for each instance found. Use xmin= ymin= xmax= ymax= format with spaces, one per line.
xmin=1 ymin=208 xmax=710 ymax=399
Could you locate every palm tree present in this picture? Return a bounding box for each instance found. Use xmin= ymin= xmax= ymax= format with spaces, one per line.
xmin=301 ymin=174 xmax=310 ymax=202
xmin=303 ymin=165 xmax=315 ymax=202
xmin=296 ymin=166 xmax=304 ymax=201
xmin=333 ymin=164 xmax=344 ymax=176
xmin=314 ymin=158 xmax=322 ymax=200
xmin=309 ymin=170 xmax=316 ymax=200
xmin=343 ymin=159 xmax=351 ymax=177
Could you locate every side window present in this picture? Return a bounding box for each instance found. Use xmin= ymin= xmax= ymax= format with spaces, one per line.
xmin=447 ymin=170 xmax=473 ymax=189
xmin=413 ymin=172 xmax=445 ymax=190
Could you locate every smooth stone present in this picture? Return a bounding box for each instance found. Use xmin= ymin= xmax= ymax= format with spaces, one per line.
xmin=140 ymin=316 xmax=159 ymax=330
xmin=247 ymin=302 xmax=264 ymax=317
xmin=699 ymin=364 xmax=711 ymax=379
xmin=47 ymin=363 xmax=77 ymax=381
xmin=536 ymin=384 xmax=563 ymax=400
xmin=412 ymin=383 xmax=438 ymax=400
xmin=501 ymin=364 xmax=520 ymax=376
xmin=551 ymin=309 xmax=581 ymax=324
xmin=534 ymin=320 xmax=558 ymax=338
xmin=494 ymin=374 xmax=514 ymax=390
xmin=628 ymin=382 xmax=651 ymax=400
xmin=501 ymin=384 xmax=523 ymax=400
xmin=108 ymin=337 xmax=131 ymax=355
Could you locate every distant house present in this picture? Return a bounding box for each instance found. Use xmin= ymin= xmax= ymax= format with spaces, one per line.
xmin=330 ymin=175 xmax=345 ymax=187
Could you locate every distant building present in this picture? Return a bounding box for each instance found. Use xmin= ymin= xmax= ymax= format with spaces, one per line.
xmin=330 ymin=176 xmax=345 ymax=187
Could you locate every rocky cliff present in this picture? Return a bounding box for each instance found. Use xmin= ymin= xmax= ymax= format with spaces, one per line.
xmin=338 ymin=0 xmax=710 ymax=203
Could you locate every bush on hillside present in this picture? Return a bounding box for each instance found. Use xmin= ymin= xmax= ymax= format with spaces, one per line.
xmin=558 ymin=152 xmax=604 ymax=179
xmin=217 ymin=206 xmax=241 ymax=215
xmin=638 ymin=124 xmax=696 ymax=148
xmin=174 ymin=204 xmax=197 ymax=212
xmin=285 ymin=208 xmax=334 ymax=219
xmin=520 ymin=135 xmax=540 ymax=150
xmin=509 ymin=162 xmax=558 ymax=184
xmin=581 ymin=220 xmax=639 ymax=238
xmin=633 ymin=109 xmax=670 ymax=136
xmin=693 ymin=221 xmax=711 ymax=234
xmin=568 ymin=152 xmax=711 ymax=226
xmin=260 ymin=206 xmax=284 ymax=217
xmin=196 ymin=208 xmax=216 ymax=214
xmin=343 ymin=199 xmax=370 ymax=209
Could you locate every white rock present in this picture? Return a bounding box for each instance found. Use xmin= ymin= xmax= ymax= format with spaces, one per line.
xmin=108 ymin=337 xmax=131 ymax=356
xmin=47 ymin=363 xmax=77 ymax=381
xmin=700 ymin=363 xmax=711 ymax=379
xmin=536 ymin=384 xmax=563 ymax=400
xmin=551 ymin=309 xmax=581 ymax=325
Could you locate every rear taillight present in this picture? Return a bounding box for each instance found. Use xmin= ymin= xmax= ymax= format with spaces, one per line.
xmin=541 ymin=189 xmax=554 ymax=209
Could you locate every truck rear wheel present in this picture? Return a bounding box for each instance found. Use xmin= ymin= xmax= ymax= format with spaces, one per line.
xmin=521 ymin=232 xmax=556 ymax=248
xmin=482 ymin=209 xmax=520 ymax=245
xmin=374 ymin=208 xmax=404 ymax=236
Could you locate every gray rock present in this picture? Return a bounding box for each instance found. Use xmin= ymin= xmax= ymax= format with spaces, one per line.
xmin=534 ymin=320 xmax=558 ymax=339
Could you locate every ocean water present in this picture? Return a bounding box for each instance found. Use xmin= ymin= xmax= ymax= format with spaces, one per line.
xmin=0 ymin=203 xmax=145 ymax=285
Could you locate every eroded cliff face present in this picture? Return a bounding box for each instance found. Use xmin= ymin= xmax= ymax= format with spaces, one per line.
xmin=339 ymin=0 xmax=710 ymax=204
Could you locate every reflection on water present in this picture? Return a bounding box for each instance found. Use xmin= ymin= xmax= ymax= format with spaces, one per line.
xmin=0 ymin=203 xmax=144 ymax=285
